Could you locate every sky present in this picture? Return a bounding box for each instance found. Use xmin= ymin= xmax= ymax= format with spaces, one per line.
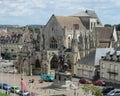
xmin=0 ymin=0 xmax=119 ymax=26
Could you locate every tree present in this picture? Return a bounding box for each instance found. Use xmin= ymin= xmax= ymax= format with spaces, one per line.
xmin=91 ymin=85 xmax=102 ymax=96
xmin=27 ymin=26 xmax=40 ymax=33
xmin=28 ymin=26 xmax=33 ymax=33
xmin=104 ymin=23 xmax=120 ymax=31
xmin=82 ymin=84 xmax=102 ymax=96
xmin=82 ymin=84 xmax=91 ymax=96
xmin=116 ymin=24 xmax=120 ymax=31
xmin=104 ymin=24 xmax=112 ymax=27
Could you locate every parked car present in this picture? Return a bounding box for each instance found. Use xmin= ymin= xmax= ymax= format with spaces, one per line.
xmin=10 ymin=86 xmax=20 ymax=94
xmin=79 ymin=78 xmax=92 ymax=84
xmin=19 ymin=90 xmax=30 ymax=96
xmin=50 ymin=94 xmax=66 ymax=96
xmin=0 ymin=83 xmax=11 ymax=90
xmin=93 ymin=80 xmax=105 ymax=86
xmin=102 ymin=86 xmax=114 ymax=95
xmin=27 ymin=92 xmax=36 ymax=96
xmin=3 ymin=67 xmax=17 ymax=74
xmin=40 ymin=74 xmax=54 ymax=82
xmin=107 ymin=89 xmax=120 ymax=96
xmin=8 ymin=68 xmax=17 ymax=74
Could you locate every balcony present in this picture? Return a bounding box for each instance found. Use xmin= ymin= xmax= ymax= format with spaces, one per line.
xmin=107 ymin=69 xmax=118 ymax=74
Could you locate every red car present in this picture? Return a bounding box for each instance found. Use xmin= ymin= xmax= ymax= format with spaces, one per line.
xmin=94 ymin=80 xmax=105 ymax=86
xmin=79 ymin=78 xmax=92 ymax=84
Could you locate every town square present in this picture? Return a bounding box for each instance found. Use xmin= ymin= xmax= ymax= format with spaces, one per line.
xmin=0 ymin=0 xmax=120 ymax=96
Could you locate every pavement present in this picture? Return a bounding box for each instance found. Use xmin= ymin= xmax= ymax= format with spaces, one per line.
xmin=0 ymin=72 xmax=93 ymax=96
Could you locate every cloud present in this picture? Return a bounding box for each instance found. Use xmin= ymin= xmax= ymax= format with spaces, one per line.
xmin=0 ymin=0 xmax=119 ymax=16
xmin=0 ymin=0 xmax=48 ymax=16
xmin=0 ymin=0 xmax=119 ymax=25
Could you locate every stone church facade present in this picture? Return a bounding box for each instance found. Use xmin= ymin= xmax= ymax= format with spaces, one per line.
xmin=31 ymin=10 xmax=105 ymax=76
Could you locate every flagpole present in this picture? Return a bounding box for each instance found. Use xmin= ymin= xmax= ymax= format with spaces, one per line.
xmin=14 ymin=66 xmax=15 ymax=96
xmin=1 ymin=64 xmax=3 ymax=93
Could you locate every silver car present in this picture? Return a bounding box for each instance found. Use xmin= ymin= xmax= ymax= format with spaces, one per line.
xmin=107 ymin=89 xmax=120 ymax=96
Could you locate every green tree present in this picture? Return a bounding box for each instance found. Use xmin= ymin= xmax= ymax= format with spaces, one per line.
xmin=90 ymin=85 xmax=102 ymax=96
xmin=116 ymin=24 xmax=120 ymax=31
xmin=82 ymin=84 xmax=102 ymax=96
xmin=104 ymin=24 xmax=112 ymax=27
xmin=27 ymin=26 xmax=33 ymax=33
xmin=82 ymin=84 xmax=91 ymax=96
xmin=35 ymin=28 xmax=40 ymax=33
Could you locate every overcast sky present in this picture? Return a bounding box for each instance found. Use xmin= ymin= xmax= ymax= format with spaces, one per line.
xmin=0 ymin=0 xmax=119 ymax=26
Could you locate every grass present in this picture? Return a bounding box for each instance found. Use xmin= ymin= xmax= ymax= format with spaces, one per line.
xmin=0 ymin=92 xmax=9 ymax=96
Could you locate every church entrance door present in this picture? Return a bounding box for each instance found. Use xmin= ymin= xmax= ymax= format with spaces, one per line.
xmin=50 ymin=55 xmax=59 ymax=70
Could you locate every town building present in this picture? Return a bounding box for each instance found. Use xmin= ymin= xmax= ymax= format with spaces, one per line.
xmin=0 ymin=27 xmax=30 ymax=59
xmin=76 ymin=48 xmax=114 ymax=80
xmin=100 ymin=47 xmax=120 ymax=84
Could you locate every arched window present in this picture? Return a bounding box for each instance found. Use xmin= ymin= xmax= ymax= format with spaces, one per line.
xmin=49 ymin=37 xmax=57 ymax=49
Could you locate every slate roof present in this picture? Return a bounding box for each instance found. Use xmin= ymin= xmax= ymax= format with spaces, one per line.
xmin=55 ymin=16 xmax=86 ymax=30
xmin=94 ymin=48 xmax=114 ymax=65
xmin=77 ymin=50 xmax=96 ymax=66
xmin=71 ymin=10 xmax=102 ymax=25
xmin=114 ymin=46 xmax=120 ymax=51
xmin=0 ymin=27 xmax=30 ymax=44
xmin=77 ymin=48 xmax=114 ymax=66
xmin=72 ymin=11 xmax=89 ymax=17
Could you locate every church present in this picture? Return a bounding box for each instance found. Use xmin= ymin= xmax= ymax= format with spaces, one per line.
xmin=29 ymin=9 xmax=118 ymax=76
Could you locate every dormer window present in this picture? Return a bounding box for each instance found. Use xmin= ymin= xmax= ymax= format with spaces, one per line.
xmin=73 ymin=24 xmax=79 ymax=30
xmin=117 ymin=56 xmax=120 ymax=61
xmin=112 ymin=55 xmax=118 ymax=61
xmin=101 ymin=56 xmax=105 ymax=59
xmin=106 ymin=54 xmax=112 ymax=60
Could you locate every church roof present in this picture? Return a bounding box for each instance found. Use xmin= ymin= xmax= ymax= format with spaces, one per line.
xmin=77 ymin=50 xmax=96 ymax=66
xmin=95 ymin=27 xmax=113 ymax=41
xmin=55 ymin=16 xmax=86 ymax=30
xmin=71 ymin=12 xmax=89 ymax=17
xmin=95 ymin=27 xmax=113 ymax=47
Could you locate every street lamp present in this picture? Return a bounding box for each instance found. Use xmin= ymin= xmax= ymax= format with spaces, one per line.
xmin=18 ymin=45 xmax=23 ymax=91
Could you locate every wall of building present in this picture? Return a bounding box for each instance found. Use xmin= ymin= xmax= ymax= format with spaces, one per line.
xmin=100 ymin=60 xmax=120 ymax=83
xmin=77 ymin=64 xmax=95 ymax=79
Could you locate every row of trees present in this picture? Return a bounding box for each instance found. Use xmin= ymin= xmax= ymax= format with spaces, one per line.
xmin=104 ymin=24 xmax=120 ymax=31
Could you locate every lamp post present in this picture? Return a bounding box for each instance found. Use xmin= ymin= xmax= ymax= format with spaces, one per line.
xmin=18 ymin=45 xmax=23 ymax=91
